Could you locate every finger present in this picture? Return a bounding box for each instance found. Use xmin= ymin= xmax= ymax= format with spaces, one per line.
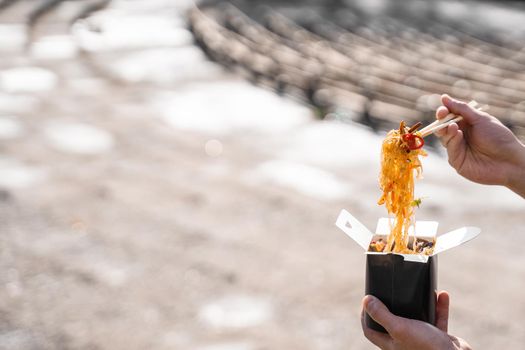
xmin=435 ymin=291 xmax=450 ymax=332
xmin=361 ymin=307 xmax=394 ymax=350
xmin=441 ymin=94 xmax=483 ymax=125
xmin=437 ymin=122 xmax=459 ymax=146
xmin=446 ymin=130 xmax=466 ymax=169
xmin=435 ymin=127 xmax=447 ymax=138
xmin=435 ymin=106 xmax=449 ymax=120
xmin=433 ymin=106 xmax=450 ymax=137
xmin=363 ymin=295 xmax=404 ymax=337
xmin=442 ymin=122 xmax=460 ymax=147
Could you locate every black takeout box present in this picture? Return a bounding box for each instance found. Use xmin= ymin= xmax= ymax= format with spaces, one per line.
xmin=335 ymin=209 xmax=480 ymax=333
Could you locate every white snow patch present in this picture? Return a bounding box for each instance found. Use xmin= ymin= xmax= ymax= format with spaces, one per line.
xmin=44 ymin=122 xmax=115 ymax=155
xmin=0 ymin=67 xmax=58 ymax=93
xmin=416 ymin=180 xmax=525 ymax=212
xmin=0 ymin=116 xmax=23 ymax=139
xmin=279 ymin=120 xmax=382 ymax=168
xmin=249 ymin=160 xmax=351 ymax=201
xmin=0 ymin=25 xmax=26 ymax=52
xmin=0 ymin=159 xmax=45 ymax=189
xmin=199 ymin=295 xmax=273 ymax=329
xmin=30 ymin=35 xmax=78 ymax=60
xmin=155 ymin=81 xmax=311 ymax=135
xmin=73 ymin=14 xmax=192 ymax=52
xmin=0 ymin=93 xmax=39 ymax=113
xmin=109 ymin=47 xmax=221 ymax=84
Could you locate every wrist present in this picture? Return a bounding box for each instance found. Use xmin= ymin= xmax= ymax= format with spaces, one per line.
xmin=505 ymin=142 xmax=525 ymax=198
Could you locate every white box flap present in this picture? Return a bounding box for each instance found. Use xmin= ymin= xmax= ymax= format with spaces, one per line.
xmin=434 ymin=226 xmax=481 ymax=255
xmin=413 ymin=221 xmax=439 ymax=238
xmin=335 ymin=209 xmax=374 ymax=251
xmin=402 ymin=253 xmax=430 ymax=263
xmin=336 ymin=209 xmax=480 ymax=259
xmin=375 ymin=217 xmax=392 ymax=236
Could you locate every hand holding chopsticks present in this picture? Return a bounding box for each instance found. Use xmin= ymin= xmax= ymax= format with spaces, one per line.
xmin=419 ymin=100 xmax=487 ymax=138
xmin=400 ymin=99 xmax=488 ymax=150
xmin=420 ymin=94 xmax=525 ymax=198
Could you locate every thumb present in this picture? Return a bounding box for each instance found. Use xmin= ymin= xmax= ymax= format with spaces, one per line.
xmin=441 ymin=94 xmax=483 ymax=125
xmin=435 ymin=291 xmax=450 ymax=332
xmin=363 ymin=295 xmax=402 ymax=335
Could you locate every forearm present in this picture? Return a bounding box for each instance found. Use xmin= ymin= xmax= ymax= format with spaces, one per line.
xmin=506 ymin=142 xmax=525 ymax=199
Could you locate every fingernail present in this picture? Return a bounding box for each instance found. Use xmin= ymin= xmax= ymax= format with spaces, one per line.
xmin=365 ymin=295 xmax=377 ymax=310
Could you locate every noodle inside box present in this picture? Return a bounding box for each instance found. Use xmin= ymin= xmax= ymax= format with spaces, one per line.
xmin=335 ymin=209 xmax=480 ymax=333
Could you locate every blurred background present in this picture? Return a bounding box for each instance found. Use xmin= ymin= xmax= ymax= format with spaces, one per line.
xmin=0 ymin=0 xmax=525 ymax=349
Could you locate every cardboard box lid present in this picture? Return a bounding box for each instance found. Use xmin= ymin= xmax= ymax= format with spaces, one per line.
xmin=335 ymin=209 xmax=481 ymax=263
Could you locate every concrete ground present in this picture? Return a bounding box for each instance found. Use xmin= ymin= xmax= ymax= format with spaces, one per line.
xmin=0 ymin=1 xmax=524 ymax=349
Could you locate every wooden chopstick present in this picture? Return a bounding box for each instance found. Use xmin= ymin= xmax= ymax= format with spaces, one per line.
xmin=420 ymin=116 xmax=463 ymax=137
xmin=419 ymin=100 xmax=486 ymax=138
xmin=419 ymin=100 xmax=478 ymax=135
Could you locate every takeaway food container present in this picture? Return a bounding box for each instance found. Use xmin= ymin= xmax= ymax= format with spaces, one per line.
xmin=335 ymin=209 xmax=480 ymax=333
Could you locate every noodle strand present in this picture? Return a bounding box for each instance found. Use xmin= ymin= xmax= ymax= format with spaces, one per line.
xmin=378 ymin=125 xmax=426 ymax=254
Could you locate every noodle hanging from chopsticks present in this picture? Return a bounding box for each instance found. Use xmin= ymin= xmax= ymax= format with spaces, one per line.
xmin=377 ymin=122 xmax=426 ymax=253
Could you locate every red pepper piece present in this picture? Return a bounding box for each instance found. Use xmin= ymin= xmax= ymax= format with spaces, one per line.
xmin=402 ymin=133 xmax=425 ymax=150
